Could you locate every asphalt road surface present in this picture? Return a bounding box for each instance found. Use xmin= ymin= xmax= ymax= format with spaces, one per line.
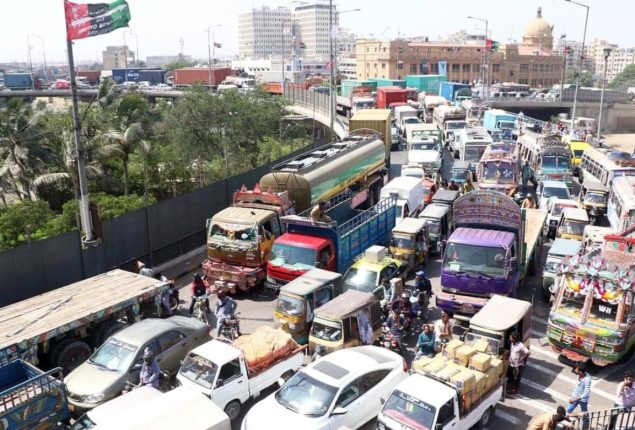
xmin=170 ymin=146 xmax=623 ymax=430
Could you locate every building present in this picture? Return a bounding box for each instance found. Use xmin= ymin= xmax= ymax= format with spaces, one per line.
xmin=591 ymin=39 xmax=633 ymax=83
xmin=102 ymin=46 xmax=135 ymax=70
xmin=356 ymin=7 xmax=564 ymax=89
xmin=238 ymin=6 xmax=293 ymax=59
xmin=293 ymin=0 xmax=337 ymax=60
xmin=553 ymin=38 xmax=587 ymax=73
xmin=338 ymin=57 xmax=357 ymax=80
xmin=146 ymin=55 xmax=192 ymax=68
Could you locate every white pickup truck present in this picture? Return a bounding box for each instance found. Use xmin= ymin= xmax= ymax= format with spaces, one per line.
xmin=377 ymin=372 xmax=503 ymax=430
xmin=176 ymin=339 xmax=305 ymax=421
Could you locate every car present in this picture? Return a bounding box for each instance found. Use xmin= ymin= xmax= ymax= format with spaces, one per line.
xmin=342 ymin=247 xmax=405 ymax=300
xmin=65 ymin=316 xmax=209 ymax=414
xmin=154 ymin=83 xmax=172 ymax=91
xmin=536 ymin=180 xmax=571 ymax=209
xmin=240 ymin=346 xmax=408 ymax=430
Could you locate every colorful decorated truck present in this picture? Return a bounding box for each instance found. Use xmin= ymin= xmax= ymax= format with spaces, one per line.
xmin=547 ymin=226 xmax=635 ymax=366
xmin=436 ymin=191 xmax=546 ymax=321
xmin=475 ymin=142 xmax=520 ymax=195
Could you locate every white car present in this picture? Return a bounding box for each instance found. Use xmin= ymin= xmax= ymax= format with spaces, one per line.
xmin=536 ymin=180 xmax=571 ymax=209
xmin=241 ymin=346 xmax=408 ymax=430
xmin=154 ymin=83 xmax=172 ymax=91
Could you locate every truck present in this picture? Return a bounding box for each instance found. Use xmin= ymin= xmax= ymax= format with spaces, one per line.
xmin=439 ymin=81 xmax=471 ymax=102
xmin=336 ymin=85 xmax=375 ymax=118
xmin=259 ymin=130 xmax=390 ymax=215
xmin=436 ymin=190 xmax=546 ymax=321
xmin=75 ymin=70 xmax=101 ymax=85
xmin=394 ymin=105 xmax=420 ymax=136
xmin=172 ymin=67 xmax=231 ymax=87
xmin=340 ymin=79 xmax=377 ymax=97
xmin=202 ymin=186 xmax=294 ymax=293
xmin=112 ymin=68 xmax=161 ymax=83
xmin=476 ymin=142 xmax=521 ymax=195
xmin=0 ymin=346 xmax=69 ymax=430
xmin=176 ymin=331 xmax=305 ymax=421
xmin=454 ymin=127 xmax=494 ymax=172
xmin=420 ymin=94 xmax=448 ymax=123
xmin=405 ymin=124 xmax=443 ymax=177
xmin=348 ymin=109 xmax=392 ymax=152
xmin=405 ymin=74 xmax=447 ymax=94
xmin=381 ymin=177 xmax=424 ymax=222
xmin=433 ymin=105 xmax=466 ymax=146
xmin=376 ymin=87 xmax=408 ymax=109
xmin=482 ymin=109 xmax=517 ymax=138
xmin=3 ymin=73 xmax=34 ymax=90
xmin=0 ymin=270 xmax=168 ymax=374
xmin=370 ymin=78 xmax=407 ymax=89
xmin=266 ymin=194 xmax=397 ymax=289
xmin=138 ymin=69 xmax=166 ymax=85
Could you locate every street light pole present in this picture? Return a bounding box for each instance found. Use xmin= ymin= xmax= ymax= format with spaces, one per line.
xmin=122 ymin=32 xmax=128 ymax=83
xmin=597 ymin=48 xmax=612 ymax=139
xmin=559 ymin=34 xmax=567 ymax=97
xmin=206 ymin=25 xmax=221 ymax=88
xmin=329 ymin=0 xmax=335 ymax=141
xmin=26 ymin=35 xmax=34 ymax=90
xmin=32 ymin=34 xmax=47 ymax=84
xmin=128 ymin=31 xmax=139 ymax=66
xmin=467 ymin=16 xmax=488 ymax=97
xmin=564 ymin=0 xmax=589 ymax=135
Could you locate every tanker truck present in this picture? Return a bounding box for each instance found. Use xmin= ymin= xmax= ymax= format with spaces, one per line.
xmin=205 ymin=131 xmax=389 ymax=292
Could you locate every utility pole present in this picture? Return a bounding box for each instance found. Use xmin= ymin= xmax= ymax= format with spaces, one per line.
xmin=329 ymin=0 xmax=334 ymax=140
xmin=282 ymin=21 xmax=286 ymax=88
xmin=206 ymin=25 xmax=221 ymax=88
xmin=597 ymin=48 xmax=612 ymax=139
xmin=467 ymin=16 xmax=488 ymax=97
xmin=26 ymin=35 xmax=34 ymax=90
xmin=123 ymin=32 xmax=128 ymax=83
xmin=396 ymin=27 xmax=400 ymax=80
xmin=560 ymin=35 xmax=567 ymax=96
xmin=565 ymin=0 xmax=590 ymax=136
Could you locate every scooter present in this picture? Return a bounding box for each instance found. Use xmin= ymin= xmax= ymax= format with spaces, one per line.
xmin=193 ymin=294 xmax=210 ymax=326
xmin=122 ymin=370 xmax=172 ymax=394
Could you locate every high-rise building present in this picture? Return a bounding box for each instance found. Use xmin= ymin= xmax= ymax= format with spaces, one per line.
xmin=238 ymin=6 xmax=292 ymax=59
xmin=591 ymin=39 xmax=633 ymax=83
xmin=293 ymin=0 xmax=337 ymax=60
xmin=102 ymin=46 xmax=135 ymax=70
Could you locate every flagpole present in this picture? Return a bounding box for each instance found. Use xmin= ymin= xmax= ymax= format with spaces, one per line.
xmin=212 ymin=32 xmax=216 ymax=66
xmin=67 ymin=39 xmax=95 ymax=245
xmin=206 ymin=27 xmax=212 ymax=87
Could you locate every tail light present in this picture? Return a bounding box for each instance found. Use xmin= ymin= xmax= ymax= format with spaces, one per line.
xmin=402 ymin=358 xmax=409 ymax=373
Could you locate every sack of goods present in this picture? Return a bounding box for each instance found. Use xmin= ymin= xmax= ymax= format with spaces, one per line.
xmin=234 ymin=326 xmax=299 ymax=372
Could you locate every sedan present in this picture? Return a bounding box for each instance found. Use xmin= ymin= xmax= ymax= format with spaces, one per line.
xmin=65 ymin=316 xmax=209 ymax=414
xmin=241 ymin=346 xmax=408 ymax=430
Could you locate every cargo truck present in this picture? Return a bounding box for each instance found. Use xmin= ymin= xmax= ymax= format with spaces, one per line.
xmin=433 ymin=105 xmax=466 ymax=145
xmin=0 ymin=345 xmax=69 ymax=430
xmin=75 ymin=70 xmax=101 ymax=85
xmin=439 ymin=81 xmax=471 ymax=102
xmin=376 ymin=87 xmax=408 ymax=109
xmin=172 ymin=67 xmax=231 ymax=87
xmin=266 ymin=193 xmax=397 ymax=289
xmin=394 ymin=105 xmax=420 ymax=136
xmin=348 ymin=109 xmax=392 ymax=151
xmin=3 ymin=73 xmax=34 ymax=90
xmin=405 ymin=74 xmax=447 ymax=94
xmin=482 ymin=109 xmax=517 ymax=139
xmin=369 ymin=78 xmax=407 ymax=89
xmin=0 ymin=270 xmax=168 ymax=375
xmin=340 ymin=79 xmax=378 ymax=97
xmin=436 ymin=190 xmax=546 ymax=321
xmin=202 ymin=186 xmax=294 ymax=293
xmin=476 ymin=142 xmax=520 ymax=195
xmin=336 ymin=85 xmax=375 ymax=118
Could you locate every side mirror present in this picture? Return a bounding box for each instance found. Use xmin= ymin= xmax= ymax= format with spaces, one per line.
xmin=380 ymin=397 xmax=386 ymax=405
xmin=216 ymin=379 xmax=224 ymax=388
xmin=206 ymin=219 xmax=211 ymax=229
xmin=315 ymin=261 xmax=323 ymax=269
xmin=435 ymin=424 xmax=443 ymax=430
xmin=331 ymin=407 xmax=348 ymax=416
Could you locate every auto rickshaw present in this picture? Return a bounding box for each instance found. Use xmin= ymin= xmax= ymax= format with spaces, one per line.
xmin=578 ymin=180 xmax=608 ymax=225
xmin=556 ymin=207 xmax=589 ymax=242
xmin=274 ymin=268 xmax=343 ymax=344
xmin=461 ymin=295 xmax=532 ymax=374
xmin=418 ymin=203 xmax=452 ymax=254
xmin=308 ymin=290 xmax=383 ymax=354
xmin=582 ymin=225 xmax=613 ymax=254
xmin=389 ymin=218 xmax=429 ymax=273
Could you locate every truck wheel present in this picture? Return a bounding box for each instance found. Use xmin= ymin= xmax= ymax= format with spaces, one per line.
xmin=50 ymin=338 xmax=92 ymax=374
xmin=478 ymin=406 xmax=494 ymax=428
xmin=224 ymin=400 xmax=242 ymax=421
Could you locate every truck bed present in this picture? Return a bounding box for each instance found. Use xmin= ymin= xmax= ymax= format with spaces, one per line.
xmin=0 ymin=269 xmax=165 ymax=351
xmin=460 ymin=383 xmax=503 ymax=428
xmin=247 ymin=346 xmax=305 ymax=396
xmin=523 ymin=208 xmax=547 ymax=266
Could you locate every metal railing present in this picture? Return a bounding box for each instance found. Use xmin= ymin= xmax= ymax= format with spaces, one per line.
xmin=561 ymin=406 xmax=635 ymax=430
xmin=283 ymin=84 xmax=348 ymax=136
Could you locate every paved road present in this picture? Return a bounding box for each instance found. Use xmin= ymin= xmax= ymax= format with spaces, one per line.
xmin=168 ymin=146 xmax=625 ymax=430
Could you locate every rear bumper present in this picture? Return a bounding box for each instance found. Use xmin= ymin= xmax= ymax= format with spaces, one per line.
xmin=202 ymin=260 xmax=263 ymax=291
xmin=435 ymin=291 xmax=489 ymax=320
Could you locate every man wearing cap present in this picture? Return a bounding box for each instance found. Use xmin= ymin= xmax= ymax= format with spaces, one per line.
xmin=414 ymin=271 xmax=432 ymax=297
xmin=528 ymin=406 xmax=572 ymax=430
xmin=139 ymin=347 xmax=161 ymax=389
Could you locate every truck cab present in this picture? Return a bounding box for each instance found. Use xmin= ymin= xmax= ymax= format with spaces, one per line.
xmin=380 ymin=177 xmax=425 ymax=223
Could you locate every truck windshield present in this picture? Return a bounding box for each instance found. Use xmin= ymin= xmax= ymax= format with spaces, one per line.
xmin=392 ymin=234 xmax=415 ymax=250
xmin=269 ymin=244 xmax=317 ymax=269
xmin=450 ymin=169 xmax=467 ymax=182
xmin=561 ymin=220 xmax=586 ymax=236
xmin=411 ymin=142 xmax=437 ymax=151
xmin=355 ymin=100 xmax=375 ymax=109
xmin=382 ymin=390 xmax=436 ymax=430
xmin=464 ymin=330 xmax=502 ymax=356
xmin=426 ymin=220 xmax=441 ymax=235
xmin=481 ymin=162 xmax=515 ymax=184
xmin=404 ymin=117 xmax=421 ymax=125
xmin=543 ymin=187 xmax=570 ymax=200
xmin=498 ymin=121 xmax=515 ymax=130
xmin=556 ymin=289 xmax=586 ymax=317
xmin=343 ymin=268 xmax=379 ymax=293
xmin=275 ymin=371 xmax=338 ymax=417
xmin=443 ymin=243 xmax=507 ymax=276
xmin=89 ymin=338 xmax=137 ymax=372
xmin=543 ymin=156 xmax=570 ymax=169
xmin=276 ymin=293 xmax=305 ymax=317
xmin=311 ymin=319 xmax=342 ymax=341
xmin=210 ymin=222 xmax=256 ymax=244
xmin=447 ymin=122 xmax=466 ymax=130
xmin=464 ymin=146 xmax=486 ymax=162
xmin=544 ymin=258 xmax=562 ymax=274
xmin=588 ymin=299 xmax=620 ymax=327
xmin=584 ymin=192 xmax=606 ymax=205
xmin=403 ymin=170 xmax=424 ymax=179
xmin=179 ymin=354 xmax=217 ymax=389
xmin=551 ymin=204 xmax=577 ymax=217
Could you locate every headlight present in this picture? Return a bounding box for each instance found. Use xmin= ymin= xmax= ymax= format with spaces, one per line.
xmin=83 ymin=393 xmax=105 ymax=404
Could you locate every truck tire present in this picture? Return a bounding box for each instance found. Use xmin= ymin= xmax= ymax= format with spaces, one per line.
xmin=478 ymin=406 xmax=494 ymax=428
xmin=50 ymin=338 xmax=92 ymax=374
xmin=224 ymin=400 xmax=242 ymax=421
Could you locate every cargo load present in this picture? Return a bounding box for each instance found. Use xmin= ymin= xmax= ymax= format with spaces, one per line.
xmin=233 ymin=326 xmax=299 ymax=372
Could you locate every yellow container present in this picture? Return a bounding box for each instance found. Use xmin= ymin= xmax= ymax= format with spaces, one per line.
xmin=469 ymin=353 xmax=491 ymax=372
xmin=450 ymin=369 xmax=476 ymax=393
xmin=413 ymin=356 xmax=435 ymax=372
xmin=436 ymin=363 xmax=461 ymax=381
xmin=489 ymin=357 xmax=504 ymax=379
xmin=454 ymin=345 xmax=477 ymax=367
xmin=442 ymin=339 xmax=464 ymax=360
xmin=473 ymin=339 xmax=490 ymax=353
xmin=484 ymin=367 xmax=499 ymax=392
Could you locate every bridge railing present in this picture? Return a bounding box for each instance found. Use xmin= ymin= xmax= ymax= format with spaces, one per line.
xmin=283 ymin=84 xmax=348 ymax=138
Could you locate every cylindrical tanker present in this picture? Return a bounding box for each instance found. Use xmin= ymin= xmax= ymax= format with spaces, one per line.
xmin=260 ymin=131 xmax=388 ymax=213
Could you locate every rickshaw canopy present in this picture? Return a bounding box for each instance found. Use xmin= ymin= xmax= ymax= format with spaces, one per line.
xmin=392 ymin=218 xmax=428 ymax=235
xmin=469 ymin=295 xmax=532 ymax=333
xmin=313 ymin=290 xmax=375 ymax=320
xmin=280 ymin=268 xmax=342 ymax=297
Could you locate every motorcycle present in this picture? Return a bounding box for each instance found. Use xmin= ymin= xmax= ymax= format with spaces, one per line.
xmin=219 ymin=312 xmax=241 ymax=341
xmin=377 ymin=326 xmax=406 ymax=357
xmin=512 ymin=191 xmax=526 ymax=206
xmin=122 ymin=370 xmax=172 ymax=394
xmin=193 ymin=294 xmax=210 ymax=326
xmin=167 ymin=281 xmax=179 ymax=311
xmin=410 ymin=290 xmax=431 ymax=324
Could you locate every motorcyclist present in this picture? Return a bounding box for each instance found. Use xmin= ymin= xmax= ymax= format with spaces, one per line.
xmin=139 ymin=347 xmax=160 ymax=389
xmin=390 ymin=292 xmax=414 ymax=330
xmin=522 ymin=193 xmax=537 ymax=209
xmin=215 ymin=289 xmax=241 ymax=337
xmin=155 ymin=272 xmax=177 ymax=317
xmin=188 ymin=273 xmax=210 ymax=317
xmin=448 ymin=180 xmax=460 ymax=191
xmin=385 ymin=310 xmax=405 ymax=347
xmin=411 ymin=291 xmax=428 ymax=321
xmin=414 ymin=271 xmax=432 ymax=298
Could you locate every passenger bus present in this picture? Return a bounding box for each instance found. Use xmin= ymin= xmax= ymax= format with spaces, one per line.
xmin=607 ymin=176 xmax=635 ymax=232
xmin=517 ymin=132 xmax=573 ymax=188
xmin=579 ymin=147 xmax=635 ymax=188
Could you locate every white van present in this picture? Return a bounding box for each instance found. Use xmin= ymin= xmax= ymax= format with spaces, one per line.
xmin=380 ymin=176 xmax=425 ymax=223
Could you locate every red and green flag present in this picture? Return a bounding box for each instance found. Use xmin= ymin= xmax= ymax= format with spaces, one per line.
xmin=486 ymin=39 xmax=500 ymax=52
xmin=64 ymin=0 xmax=131 ymax=40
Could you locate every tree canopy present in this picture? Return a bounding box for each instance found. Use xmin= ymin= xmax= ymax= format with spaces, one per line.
xmin=609 ymin=64 xmax=635 ymax=92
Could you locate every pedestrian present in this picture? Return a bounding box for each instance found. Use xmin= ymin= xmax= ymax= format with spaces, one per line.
xmin=609 ymin=370 xmax=635 ymax=430
xmin=506 ymin=331 xmax=530 ymax=395
xmin=521 ymin=161 xmax=531 ymax=191
xmin=137 ymin=261 xmax=154 ymax=278
xmin=528 ymin=406 xmax=573 ymax=430
xmin=567 ymin=363 xmax=592 ymax=418
xmin=448 ymin=180 xmax=460 ymax=191
xmin=415 ymin=324 xmax=436 ymax=359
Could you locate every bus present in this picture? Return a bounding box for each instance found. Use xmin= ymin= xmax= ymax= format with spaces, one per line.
xmin=579 ymin=147 xmax=635 ymax=188
xmin=607 ymin=176 xmax=635 ymax=232
xmin=561 ymin=135 xmax=591 ymax=175
xmin=517 ymin=131 xmax=573 ymax=189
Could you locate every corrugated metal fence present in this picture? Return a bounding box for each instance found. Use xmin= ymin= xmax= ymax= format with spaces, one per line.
xmin=0 ymin=146 xmax=311 ymax=307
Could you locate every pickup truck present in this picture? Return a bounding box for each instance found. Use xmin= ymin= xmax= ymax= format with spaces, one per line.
xmin=377 ymin=372 xmax=503 ymax=430
xmin=0 ymin=345 xmax=69 ymax=430
xmin=176 ymin=337 xmax=305 ymax=421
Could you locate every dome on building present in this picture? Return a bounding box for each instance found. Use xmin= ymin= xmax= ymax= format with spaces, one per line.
xmin=522 ymin=7 xmax=553 ymax=51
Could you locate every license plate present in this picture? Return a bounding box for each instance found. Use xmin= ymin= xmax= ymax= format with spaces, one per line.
xmin=460 ymin=303 xmax=475 ymax=314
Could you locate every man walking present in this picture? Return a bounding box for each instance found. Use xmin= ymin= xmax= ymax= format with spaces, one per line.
xmin=506 ymin=331 xmax=530 ymax=395
xmin=609 ymin=370 xmax=635 ymax=429
xmin=567 ymin=363 xmax=592 ymax=426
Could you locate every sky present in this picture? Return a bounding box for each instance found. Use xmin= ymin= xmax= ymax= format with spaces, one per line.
xmin=1 ymin=0 xmax=632 ymax=65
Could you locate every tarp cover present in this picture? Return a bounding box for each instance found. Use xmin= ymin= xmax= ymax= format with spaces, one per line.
xmin=234 ymin=327 xmax=299 ymax=372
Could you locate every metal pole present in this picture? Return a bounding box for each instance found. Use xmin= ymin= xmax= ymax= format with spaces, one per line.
xmin=569 ymin=1 xmax=589 ymax=136
xmin=483 ymin=20 xmax=488 ymax=97
xmin=282 ymin=21 xmax=285 ymax=87
xmin=134 ymin=33 xmax=139 ymax=65
xmin=597 ymin=53 xmax=609 ymax=138
xmin=560 ymin=40 xmax=567 ymax=96
xmin=27 ymin=35 xmax=34 ymax=90
xmin=66 ymin=39 xmax=95 ymax=244
xmin=329 ymin=0 xmax=335 ymax=140
xmin=212 ymin=31 xmax=216 ymax=66
xmin=123 ymin=32 xmax=128 ymax=83
xmin=207 ymin=27 xmax=212 ymax=87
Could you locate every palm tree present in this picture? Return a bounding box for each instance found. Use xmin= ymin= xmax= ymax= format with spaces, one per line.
xmin=98 ymin=123 xmax=149 ymax=195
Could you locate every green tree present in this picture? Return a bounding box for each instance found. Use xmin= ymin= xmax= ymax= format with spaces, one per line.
xmin=564 ymin=69 xmax=594 ymax=88
xmin=609 ymin=64 xmax=635 ymax=91
xmin=164 ymin=59 xmax=196 ymax=71
xmin=0 ymin=200 xmax=55 ymax=249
